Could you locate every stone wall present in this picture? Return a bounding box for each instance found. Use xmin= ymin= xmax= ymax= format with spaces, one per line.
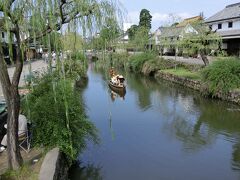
xmin=39 ymin=148 xmax=69 ymax=180
xmin=154 ymin=70 xmax=240 ymax=105
xmin=155 ymin=71 xmax=202 ymax=91
xmin=216 ymin=89 xmax=240 ymax=105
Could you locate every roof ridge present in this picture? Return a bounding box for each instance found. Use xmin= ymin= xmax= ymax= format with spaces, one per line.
xmin=226 ymin=2 xmax=240 ymax=8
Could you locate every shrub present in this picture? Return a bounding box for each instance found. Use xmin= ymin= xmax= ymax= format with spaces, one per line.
xmin=141 ymin=58 xmax=171 ymax=76
xmin=70 ymin=51 xmax=87 ymax=61
xmin=111 ymin=52 xmax=129 ymax=69
xmin=202 ymin=57 xmax=240 ymax=95
xmin=22 ymin=74 xmax=98 ymax=160
xmin=63 ymin=59 xmax=88 ymax=80
xmin=128 ymin=52 xmax=155 ymax=73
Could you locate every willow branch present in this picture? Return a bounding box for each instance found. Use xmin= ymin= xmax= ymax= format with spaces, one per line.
xmin=23 ymin=5 xmax=96 ymax=43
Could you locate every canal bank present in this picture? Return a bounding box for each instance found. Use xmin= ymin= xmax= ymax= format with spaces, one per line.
xmin=154 ymin=71 xmax=240 ymax=105
xmin=98 ymin=52 xmax=240 ymax=106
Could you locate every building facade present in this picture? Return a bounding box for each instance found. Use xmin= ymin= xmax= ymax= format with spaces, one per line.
xmin=205 ymin=3 xmax=240 ymax=56
xmin=154 ymin=16 xmax=202 ymax=56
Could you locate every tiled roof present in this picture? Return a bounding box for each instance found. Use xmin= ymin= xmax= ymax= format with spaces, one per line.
xmin=177 ymin=16 xmax=203 ymax=27
xmin=160 ymin=26 xmax=185 ymax=38
xmin=205 ymin=3 xmax=240 ymax=23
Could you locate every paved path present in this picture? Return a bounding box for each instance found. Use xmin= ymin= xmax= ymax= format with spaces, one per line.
xmin=162 ymin=56 xmax=214 ymax=65
xmin=0 ymin=60 xmax=48 ymax=99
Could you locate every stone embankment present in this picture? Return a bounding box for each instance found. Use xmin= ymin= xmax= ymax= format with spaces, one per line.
xmin=39 ymin=148 xmax=69 ymax=180
xmin=155 ymin=71 xmax=201 ymax=90
xmin=154 ymin=70 xmax=240 ymax=105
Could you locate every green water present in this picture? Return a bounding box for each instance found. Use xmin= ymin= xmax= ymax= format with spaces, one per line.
xmin=69 ymin=65 xmax=240 ymax=180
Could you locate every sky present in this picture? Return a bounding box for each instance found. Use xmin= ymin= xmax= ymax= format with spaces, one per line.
xmin=119 ymin=0 xmax=239 ymax=31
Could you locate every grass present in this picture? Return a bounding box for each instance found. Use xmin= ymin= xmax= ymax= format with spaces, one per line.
xmin=1 ymin=158 xmax=43 ymax=180
xmin=161 ymin=68 xmax=201 ymax=80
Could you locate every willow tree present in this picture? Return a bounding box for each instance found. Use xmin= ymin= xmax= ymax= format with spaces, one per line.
xmin=0 ymin=0 xmax=121 ymax=170
xmin=179 ymin=23 xmax=222 ymax=66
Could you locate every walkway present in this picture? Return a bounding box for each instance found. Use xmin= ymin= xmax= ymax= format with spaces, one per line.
xmin=0 ymin=60 xmax=48 ymax=99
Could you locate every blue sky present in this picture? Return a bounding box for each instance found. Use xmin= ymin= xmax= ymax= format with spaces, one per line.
xmin=119 ymin=0 xmax=239 ymax=30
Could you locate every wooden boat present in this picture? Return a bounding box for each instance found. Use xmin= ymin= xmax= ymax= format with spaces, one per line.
xmin=108 ymin=80 xmax=126 ymax=92
xmin=108 ymin=81 xmax=126 ymax=100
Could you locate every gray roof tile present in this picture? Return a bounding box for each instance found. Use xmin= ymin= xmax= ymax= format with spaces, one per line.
xmin=205 ymin=3 xmax=240 ymax=23
xmin=160 ymin=26 xmax=184 ymax=38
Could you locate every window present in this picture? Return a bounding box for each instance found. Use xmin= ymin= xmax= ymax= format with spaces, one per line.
xmin=228 ymin=22 xmax=233 ymax=28
xmin=1 ymin=32 xmax=4 ymax=38
xmin=218 ymin=23 xmax=222 ymax=29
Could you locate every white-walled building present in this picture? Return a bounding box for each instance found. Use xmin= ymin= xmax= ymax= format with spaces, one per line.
xmin=205 ymin=3 xmax=240 ymax=56
xmin=118 ymin=23 xmax=134 ymax=44
xmin=154 ymin=16 xmax=202 ymax=55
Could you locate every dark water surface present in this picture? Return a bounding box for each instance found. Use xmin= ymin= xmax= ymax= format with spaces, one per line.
xmin=69 ymin=65 xmax=240 ymax=180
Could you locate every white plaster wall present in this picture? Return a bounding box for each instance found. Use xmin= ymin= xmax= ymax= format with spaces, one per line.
xmin=211 ymin=20 xmax=240 ymax=31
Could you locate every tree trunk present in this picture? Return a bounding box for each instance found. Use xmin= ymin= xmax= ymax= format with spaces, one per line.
xmin=200 ymin=53 xmax=209 ymax=66
xmin=6 ymin=90 xmax=23 ymax=169
xmin=0 ymin=26 xmax=24 ymax=170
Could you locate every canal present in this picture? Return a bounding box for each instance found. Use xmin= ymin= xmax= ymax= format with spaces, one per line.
xmin=69 ymin=65 xmax=240 ymax=180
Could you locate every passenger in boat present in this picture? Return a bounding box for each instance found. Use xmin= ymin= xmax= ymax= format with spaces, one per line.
xmin=109 ymin=67 xmax=116 ymax=77
xmin=111 ymin=76 xmax=117 ymax=85
xmin=116 ymin=75 xmax=121 ymax=85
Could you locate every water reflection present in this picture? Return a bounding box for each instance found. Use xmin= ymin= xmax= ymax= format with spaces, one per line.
xmin=127 ymin=73 xmax=155 ymax=111
xmin=157 ymin=80 xmax=240 ymax=169
xmin=69 ymin=162 xmax=103 ymax=180
xmin=70 ymin=66 xmax=240 ymax=180
xmin=101 ymin=66 xmax=240 ymax=171
xmin=110 ymin=90 xmax=125 ymax=102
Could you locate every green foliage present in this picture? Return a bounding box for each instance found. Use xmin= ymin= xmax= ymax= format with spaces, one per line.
xmin=22 ymin=74 xmax=98 ymax=160
xmin=127 ymin=9 xmax=152 ymax=42
xmin=179 ymin=23 xmax=222 ymax=64
xmin=70 ymin=51 xmax=87 ymax=61
xmin=127 ymin=25 xmax=139 ymax=41
xmin=62 ymin=32 xmax=84 ymax=52
xmin=141 ymin=57 xmax=175 ymax=75
xmin=99 ymin=18 xmax=120 ymax=42
xmin=129 ymin=27 xmax=150 ymax=51
xmin=139 ymin=9 xmax=152 ymax=30
xmin=202 ymin=57 xmax=240 ymax=95
xmin=162 ymin=68 xmax=201 ymax=80
xmin=88 ymin=18 xmax=120 ymax=50
xmin=111 ymin=52 xmax=129 ymax=68
xmin=63 ymin=59 xmax=88 ymax=80
xmin=128 ymin=52 xmax=155 ymax=73
xmin=41 ymin=32 xmax=63 ymax=51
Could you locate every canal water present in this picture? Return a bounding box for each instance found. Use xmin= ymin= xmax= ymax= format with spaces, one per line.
xmin=69 ymin=65 xmax=240 ymax=180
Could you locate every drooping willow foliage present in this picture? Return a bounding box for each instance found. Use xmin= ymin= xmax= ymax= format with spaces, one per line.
xmin=0 ymin=0 xmax=124 ymax=164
